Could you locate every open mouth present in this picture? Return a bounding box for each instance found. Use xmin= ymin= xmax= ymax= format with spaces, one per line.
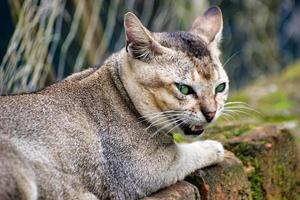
xmin=179 ymin=123 xmax=204 ymax=136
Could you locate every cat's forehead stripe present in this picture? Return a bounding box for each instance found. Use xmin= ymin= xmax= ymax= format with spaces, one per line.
xmin=192 ymin=55 xmax=215 ymax=80
xmin=158 ymin=32 xmax=210 ymax=60
xmin=158 ymin=32 xmax=215 ymax=80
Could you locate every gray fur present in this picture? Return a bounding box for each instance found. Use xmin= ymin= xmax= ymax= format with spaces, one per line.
xmin=0 ymin=8 xmax=226 ymax=200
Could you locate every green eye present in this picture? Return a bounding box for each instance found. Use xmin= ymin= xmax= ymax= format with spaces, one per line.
xmin=176 ymin=83 xmax=195 ymax=95
xmin=215 ymin=83 xmax=226 ymax=93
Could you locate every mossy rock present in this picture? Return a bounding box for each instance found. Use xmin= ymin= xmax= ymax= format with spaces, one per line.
xmin=225 ymin=126 xmax=300 ymax=200
xmin=144 ymin=181 xmax=200 ymax=200
xmin=186 ymin=151 xmax=252 ymax=200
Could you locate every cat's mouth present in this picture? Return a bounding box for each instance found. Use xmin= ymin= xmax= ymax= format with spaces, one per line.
xmin=179 ymin=123 xmax=204 ymax=136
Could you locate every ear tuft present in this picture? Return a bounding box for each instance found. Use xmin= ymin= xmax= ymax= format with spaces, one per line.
xmin=190 ymin=6 xmax=223 ymax=44
xmin=124 ymin=12 xmax=164 ymax=60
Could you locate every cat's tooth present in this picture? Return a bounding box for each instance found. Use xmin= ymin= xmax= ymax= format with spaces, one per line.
xmin=192 ymin=125 xmax=204 ymax=131
xmin=191 ymin=125 xmax=196 ymax=131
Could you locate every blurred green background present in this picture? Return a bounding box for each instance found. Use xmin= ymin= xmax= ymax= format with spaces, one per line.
xmin=0 ymin=0 xmax=299 ymax=95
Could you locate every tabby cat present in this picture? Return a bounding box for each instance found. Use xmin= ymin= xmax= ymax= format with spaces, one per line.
xmin=0 ymin=6 xmax=228 ymax=200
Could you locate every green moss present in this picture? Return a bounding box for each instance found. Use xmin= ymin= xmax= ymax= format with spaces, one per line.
xmin=226 ymin=143 xmax=265 ymax=200
xmin=274 ymin=164 xmax=286 ymax=188
xmin=249 ymin=158 xmax=265 ymax=200
xmin=223 ymin=125 xmax=254 ymax=139
xmin=227 ymin=142 xmax=253 ymax=163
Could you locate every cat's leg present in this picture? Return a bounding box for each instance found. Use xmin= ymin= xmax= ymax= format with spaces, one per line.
xmin=128 ymin=140 xmax=224 ymax=198
xmin=0 ymin=138 xmax=38 ymax=200
xmin=171 ymin=140 xmax=224 ymax=180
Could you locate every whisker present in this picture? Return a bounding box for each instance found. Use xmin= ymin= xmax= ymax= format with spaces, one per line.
xmin=145 ymin=113 xmax=174 ymax=124
xmin=223 ymin=109 xmax=253 ymax=117
xmin=138 ymin=110 xmax=183 ymax=121
xmin=137 ymin=111 xmax=183 ymax=124
xmin=145 ymin=112 xmax=186 ymax=125
xmin=219 ymin=115 xmax=230 ymax=121
xmin=140 ymin=110 xmax=183 ymax=118
xmin=223 ymin=110 xmax=242 ymax=118
xmin=224 ymin=106 xmax=262 ymax=116
xmin=221 ymin=112 xmax=236 ymax=120
xmin=145 ymin=117 xmax=170 ymax=130
xmin=140 ymin=112 xmax=188 ymax=126
xmin=224 ymin=100 xmax=263 ymax=117
xmin=145 ymin=115 xmax=182 ymax=131
xmin=225 ymin=101 xmax=250 ymax=106
xmin=165 ymin=119 xmax=187 ymax=136
xmin=223 ymin=50 xmax=241 ymax=68
xmin=149 ymin=118 xmax=183 ymax=139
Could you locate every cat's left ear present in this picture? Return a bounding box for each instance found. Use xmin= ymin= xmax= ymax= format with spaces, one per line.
xmin=124 ymin=12 xmax=166 ymax=60
xmin=190 ymin=6 xmax=223 ymax=45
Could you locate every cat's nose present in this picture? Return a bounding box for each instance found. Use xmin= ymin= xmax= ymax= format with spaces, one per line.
xmin=202 ymin=110 xmax=216 ymax=122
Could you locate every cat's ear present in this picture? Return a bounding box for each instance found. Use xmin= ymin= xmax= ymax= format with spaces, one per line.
xmin=124 ymin=12 xmax=165 ymax=60
xmin=190 ymin=6 xmax=223 ymax=45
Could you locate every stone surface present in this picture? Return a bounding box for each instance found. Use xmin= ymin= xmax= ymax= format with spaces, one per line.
xmin=225 ymin=125 xmax=300 ymax=200
xmin=186 ymin=151 xmax=251 ymax=200
xmin=143 ymin=181 xmax=200 ymax=200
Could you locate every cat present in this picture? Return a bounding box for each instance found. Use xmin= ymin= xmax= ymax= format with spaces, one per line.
xmin=0 ymin=6 xmax=228 ymax=200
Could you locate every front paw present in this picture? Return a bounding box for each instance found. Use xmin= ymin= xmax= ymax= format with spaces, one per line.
xmin=203 ymin=140 xmax=224 ymax=164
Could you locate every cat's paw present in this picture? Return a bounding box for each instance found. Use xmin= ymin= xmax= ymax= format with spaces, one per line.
xmin=202 ymin=140 xmax=224 ymax=164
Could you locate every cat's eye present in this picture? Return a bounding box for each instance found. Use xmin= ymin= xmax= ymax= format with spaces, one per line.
xmin=175 ymin=83 xmax=195 ymax=95
xmin=215 ymin=82 xmax=226 ymax=93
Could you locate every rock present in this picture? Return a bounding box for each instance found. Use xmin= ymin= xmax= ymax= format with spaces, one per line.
xmin=225 ymin=125 xmax=300 ymax=200
xmin=186 ymin=151 xmax=251 ymax=200
xmin=143 ymin=181 xmax=200 ymax=200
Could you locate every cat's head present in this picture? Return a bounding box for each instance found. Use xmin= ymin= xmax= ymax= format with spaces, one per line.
xmin=121 ymin=7 xmax=228 ymax=138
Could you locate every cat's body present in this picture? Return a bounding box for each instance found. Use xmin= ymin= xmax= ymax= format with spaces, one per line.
xmin=0 ymin=7 xmax=228 ymax=200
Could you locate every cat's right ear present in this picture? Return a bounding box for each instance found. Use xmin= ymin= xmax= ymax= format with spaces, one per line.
xmin=124 ymin=12 xmax=165 ymax=60
xmin=190 ymin=6 xmax=223 ymax=45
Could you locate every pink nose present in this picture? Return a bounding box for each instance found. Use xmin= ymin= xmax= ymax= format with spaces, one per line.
xmin=203 ymin=111 xmax=216 ymax=122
